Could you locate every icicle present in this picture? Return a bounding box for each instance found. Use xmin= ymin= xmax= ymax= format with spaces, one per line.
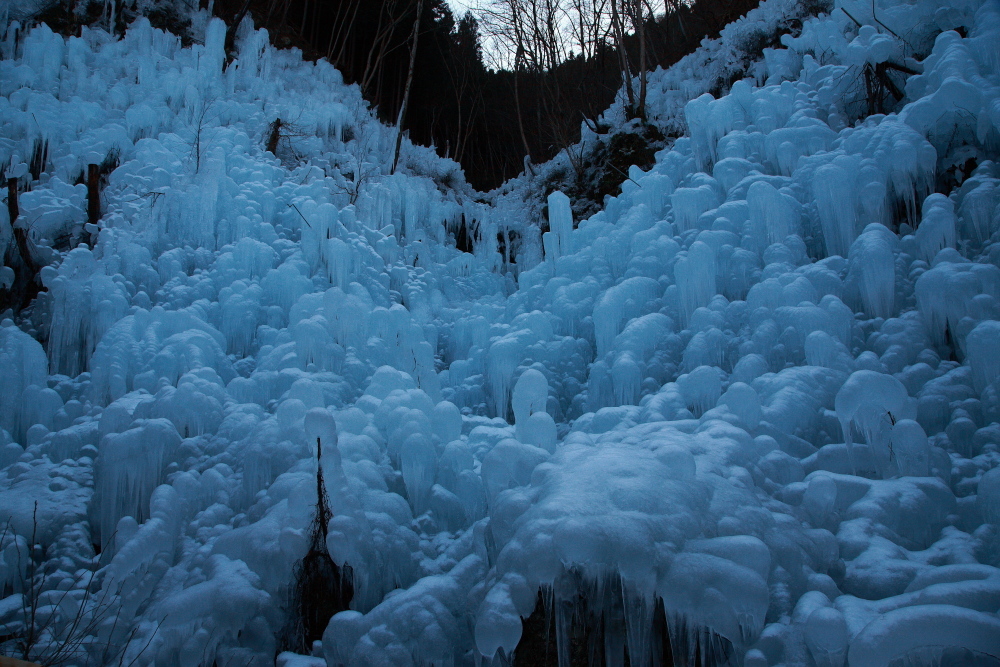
xmin=97 ymin=418 xmax=181 ymax=543
xmin=611 ymin=353 xmax=641 ymax=406
xmin=967 ymin=320 xmax=1000 ymax=393
xmin=835 ymin=370 xmax=912 ymax=478
xmin=593 ymin=277 xmax=661 ymax=358
xmin=677 ymin=365 xmax=722 ymax=417
xmin=847 ymin=224 xmax=896 ymax=319
xmin=747 ymin=180 xmax=800 ymax=247
xmin=674 ymin=242 xmax=716 ymax=328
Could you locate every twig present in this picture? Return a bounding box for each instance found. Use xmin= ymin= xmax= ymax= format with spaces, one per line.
xmin=871 ymin=0 xmax=901 ymax=40
xmin=288 ymin=203 xmax=314 ymax=229
xmin=604 ymin=159 xmax=641 ymax=188
xmin=839 ymin=6 xmax=862 ymax=28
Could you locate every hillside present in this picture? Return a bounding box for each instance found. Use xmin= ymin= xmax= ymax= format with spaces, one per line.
xmin=1 ymin=0 xmax=1000 ymax=665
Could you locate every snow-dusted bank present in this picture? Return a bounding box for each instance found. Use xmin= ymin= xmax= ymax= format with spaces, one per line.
xmin=1 ymin=0 xmax=999 ymax=664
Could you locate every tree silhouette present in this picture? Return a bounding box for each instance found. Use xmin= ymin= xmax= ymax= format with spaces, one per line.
xmin=281 ymin=436 xmax=354 ymax=653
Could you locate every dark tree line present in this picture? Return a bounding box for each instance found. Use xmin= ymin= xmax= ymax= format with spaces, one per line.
xmin=206 ymin=0 xmax=762 ymax=191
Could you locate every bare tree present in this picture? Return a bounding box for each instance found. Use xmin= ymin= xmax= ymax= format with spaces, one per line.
xmin=324 ymin=0 xmax=363 ymax=68
xmin=1 ymin=176 xmax=43 ymax=314
xmin=609 ymin=0 xmax=636 ymax=114
xmin=439 ymin=12 xmax=486 ymax=165
xmin=391 ymin=0 xmax=426 ymax=175
xmin=223 ymin=0 xmax=252 ymax=66
xmin=190 ymin=101 xmax=220 ymax=174
xmin=621 ymin=0 xmax=651 ymax=120
xmin=360 ymin=0 xmax=411 ymax=98
xmin=475 ymin=0 xmax=666 ymax=178
xmin=479 ymin=0 xmax=536 ymax=166
xmin=481 ymin=0 xmax=595 ymax=172
xmin=333 ymin=131 xmax=381 ymax=205
xmin=564 ymin=0 xmax=611 ymax=61
xmin=0 ymin=512 xmax=158 ymax=667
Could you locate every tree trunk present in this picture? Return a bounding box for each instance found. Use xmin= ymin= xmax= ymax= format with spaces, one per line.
xmin=87 ymin=163 xmax=101 ymax=229
xmin=514 ymin=50 xmax=534 ymax=173
xmin=611 ymin=0 xmax=635 ymax=117
xmin=266 ymin=118 xmax=283 ymax=155
xmin=391 ymin=0 xmax=425 ymax=175
xmin=224 ymin=0 xmax=253 ymax=67
xmin=636 ymin=0 xmax=647 ymax=121
xmin=7 ymin=178 xmax=18 ymax=237
xmin=2 ymin=178 xmax=44 ymax=313
xmin=8 ymin=180 xmax=37 ymax=277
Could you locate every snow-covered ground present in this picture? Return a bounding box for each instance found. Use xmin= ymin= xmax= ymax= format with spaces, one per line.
xmin=1 ymin=0 xmax=999 ymax=664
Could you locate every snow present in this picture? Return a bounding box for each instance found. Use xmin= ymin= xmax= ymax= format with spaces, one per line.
xmin=1 ymin=0 xmax=1000 ymax=664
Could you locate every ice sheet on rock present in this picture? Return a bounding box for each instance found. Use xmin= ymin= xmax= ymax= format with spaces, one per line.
xmin=812 ymin=163 xmax=858 ymax=258
xmin=130 ymin=553 xmax=273 ymax=667
xmin=966 ymin=319 xmax=1000 ymax=394
xmin=803 ymin=605 xmax=848 ymax=667
xmin=45 ymin=246 xmax=131 ymax=378
xmin=0 ymin=455 xmax=92 ymax=547
xmin=545 ymin=190 xmax=574 ymax=260
xmin=980 ymin=466 xmax=1000 ymax=526
xmin=511 ymin=368 xmax=548 ymax=438
xmin=678 ymin=365 xmax=722 ymax=417
xmin=674 ymin=242 xmax=716 ymax=327
xmin=593 ymin=276 xmax=661 ymax=358
xmin=717 ymin=382 xmax=762 ymax=429
xmin=890 ymin=420 xmax=931 ymax=477
xmin=913 ymin=194 xmax=957 ymax=264
xmin=747 ymin=181 xmax=801 ymax=247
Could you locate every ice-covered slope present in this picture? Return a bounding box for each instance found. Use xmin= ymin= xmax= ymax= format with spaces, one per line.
xmin=1 ymin=0 xmax=1000 ymax=665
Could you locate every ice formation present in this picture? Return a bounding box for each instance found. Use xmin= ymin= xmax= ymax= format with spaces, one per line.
xmin=2 ymin=0 xmax=1000 ymax=664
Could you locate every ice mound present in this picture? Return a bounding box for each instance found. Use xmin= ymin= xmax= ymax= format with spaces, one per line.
xmin=473 ymin=420 xmax=820 ymax=661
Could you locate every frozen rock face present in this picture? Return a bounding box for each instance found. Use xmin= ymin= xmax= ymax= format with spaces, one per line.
xmin=2 ymin=0 xmax=1000 ymax=665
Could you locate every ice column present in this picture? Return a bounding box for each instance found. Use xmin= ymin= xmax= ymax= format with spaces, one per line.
xmin=512 ymin=369 xmax=548 ymax=439
xmin=812 ymin=164 xmax=858 ymax=258
xmin=546 ymin=190 xmax=574 ymax=260
xmin=674 ymin=242 xmax=716 ymax=327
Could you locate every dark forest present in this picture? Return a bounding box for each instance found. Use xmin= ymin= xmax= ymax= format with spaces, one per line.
xmin=207 ymin=0 xmax=761 ymax=190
